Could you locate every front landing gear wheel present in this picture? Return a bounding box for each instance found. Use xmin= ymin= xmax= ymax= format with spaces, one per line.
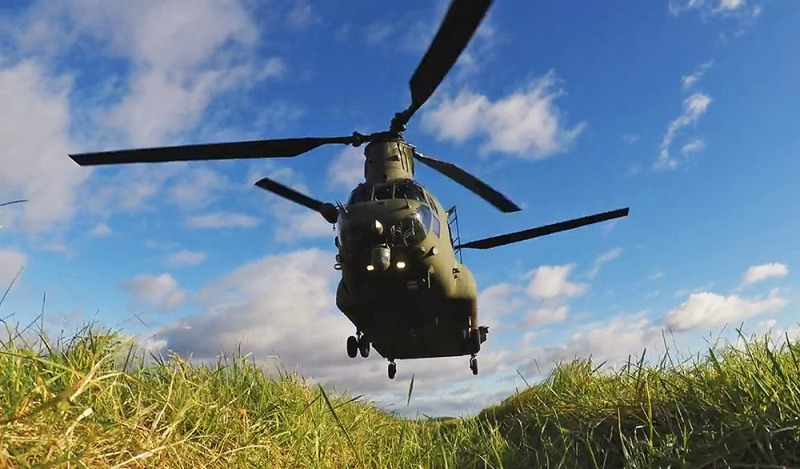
xmin=358 ymin=337 xmax=370 ymax=358
xmin=470 ymin=356 xmax=478 ymax=375
xmin=347 ymin=336 xmax=358 ymax=358
xmin=388 ymin=362 xmax=397 ymax=379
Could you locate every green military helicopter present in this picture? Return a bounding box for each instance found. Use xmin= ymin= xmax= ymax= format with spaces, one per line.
xmin=67 ymin=0 xmax=629 ymax=379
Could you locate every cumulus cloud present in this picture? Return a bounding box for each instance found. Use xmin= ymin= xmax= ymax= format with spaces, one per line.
xmin=526 ymin=264 xmax=588 ymax=300
xmin=523 ymin=305 xmax=570 ymax=328
xmin=0 ymin=0 xmax=298 ymax=235
xmin=0 ymin=60 xmax=89 ymax=233
xmin=742 ymin=263 xmax=788 ymax=285
xmin=517 ymin=311 xmax=665 ymax=377
xmin=421 ymin=71 xmax=585 ymax=160
xmin=665 ymin=289 xmax=787 ymax=332
xmin=165 ymin=250 xmax=208 ymax=267
xmin=654 ymin=92 xmax=712 ymax=170
xmin=184 ymin=212 xmax=260 ymax=229
xmin=274 ymin=211 xmax=334 ymax=243
xmin=326 ymin=146 xmax=365 ymax=190
xmin=167 ymin=167 xmax=230 ymax=209
xmin=121 ymin=273 xmax=187 ymax=312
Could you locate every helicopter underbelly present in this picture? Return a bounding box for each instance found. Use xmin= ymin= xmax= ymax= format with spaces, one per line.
xmin=334 ymin=273 xmax=481 ymax=360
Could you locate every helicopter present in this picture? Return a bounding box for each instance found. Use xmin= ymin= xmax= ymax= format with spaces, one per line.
xmin=67 ymin=0 xmax=629 ymax=379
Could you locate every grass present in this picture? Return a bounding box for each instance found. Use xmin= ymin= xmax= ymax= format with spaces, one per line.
xmin=2 ymin=322 xmax=800 ymax=468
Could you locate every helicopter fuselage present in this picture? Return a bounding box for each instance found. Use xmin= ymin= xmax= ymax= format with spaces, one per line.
xmin=332 ymin=140 xmax=485 ymax=361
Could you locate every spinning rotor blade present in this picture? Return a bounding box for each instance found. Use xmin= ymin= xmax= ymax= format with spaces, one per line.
xmin=69 ymin=135 xmax=360 ymax=166
xmin=254 ymin=177 xmax=339 ymax=224
xmin=393 ymin=0 xmax=493 ymax=129
xmin=0 ymin=199 xmax=27 ymax=208
xmin=456 ymin=208 xmax=629 ymax=250
xmin=414 ymin=152 xmax=520 ymax=213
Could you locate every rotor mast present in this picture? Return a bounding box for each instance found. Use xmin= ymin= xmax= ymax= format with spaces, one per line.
xmin=363 ymin=137 xmax=416 ymax=184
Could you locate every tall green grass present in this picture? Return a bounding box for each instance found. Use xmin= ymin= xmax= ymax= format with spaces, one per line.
xmin=2 ymin=321 xmax=800 ymax=468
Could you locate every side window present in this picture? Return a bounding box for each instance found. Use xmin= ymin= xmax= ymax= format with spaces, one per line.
xmin=374 ymin=183 xmax=393 ymax=200
xmin=431 ymin=213 xmax=441 ymax=237
xmin=348 ymin=184 xmax=372 ymax=205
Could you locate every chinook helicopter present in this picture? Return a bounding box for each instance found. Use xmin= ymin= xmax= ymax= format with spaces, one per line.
xmin=67 ymin=0 xmax=629 ymax=379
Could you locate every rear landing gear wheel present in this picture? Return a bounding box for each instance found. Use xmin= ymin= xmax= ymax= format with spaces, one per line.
xmin=470 ymin=356 xmax=478 ymax=375
xmin=347 ymin=335 xmax=358 ymax=358
xmin=388 ymin=361 xmax=397 ymax=380
xmin=358 ymin=336 xmax=370 ymax=358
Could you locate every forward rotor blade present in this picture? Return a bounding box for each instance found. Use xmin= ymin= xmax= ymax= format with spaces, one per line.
xmin=0 ymin=199 xmax=27 ymax=208
xmin=397 ymin=0 xmax=493 ymax=128
xmin=69 ymin=136 xmax=359 ymax=166
xmin=255 ymin=177 xmax=325 ymax=212
xmin=456 ymin=208 xmax=629 ymax=250
xmin=414 ymin=152 xmax=520 ymax=213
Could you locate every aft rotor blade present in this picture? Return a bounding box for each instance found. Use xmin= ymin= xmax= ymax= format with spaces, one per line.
xmin=0 ymin=199 xmax=27 ymax=208
xmin=456 ymin=208 xmax=630 ymax=250
xmin=396 ymin=0 xmax=493 ymax=128
xmin=254 ymin=177 xmax=325 ymax=212
xmin=69 ymin=136 xmax=359 ymax=166
xmin=414 ymin=152 xmax=520 ymax=213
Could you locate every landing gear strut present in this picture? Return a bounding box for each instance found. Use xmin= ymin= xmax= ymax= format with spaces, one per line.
xmin=469 ymin=355 xmax=478 ymax=375
xmin=388 ymin=361 xmax=397 ymax=379
xmin=346 ymin=331 xmax=370 ymax=359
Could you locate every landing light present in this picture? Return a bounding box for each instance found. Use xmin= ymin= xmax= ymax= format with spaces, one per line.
xmin=366 ymin=265 xmax=375 ymax=272
xmin=396 ymin=261 xmax=406 ymax=269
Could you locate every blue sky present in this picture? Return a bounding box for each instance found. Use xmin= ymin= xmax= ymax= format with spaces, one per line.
xmin=1 ymin=0 xmax=799 ymax=416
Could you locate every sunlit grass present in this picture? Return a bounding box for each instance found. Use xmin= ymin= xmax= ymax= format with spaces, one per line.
xmin=2 ymin=319 xmax=800 ymax=467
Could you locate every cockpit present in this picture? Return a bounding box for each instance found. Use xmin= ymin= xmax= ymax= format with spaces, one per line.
xmin=347 ymin=179 xmax=429 ymax=206
xmin=339 ymin=179 xmax=442 ymax=248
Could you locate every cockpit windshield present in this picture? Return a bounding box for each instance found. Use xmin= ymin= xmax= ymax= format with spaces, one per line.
xmin=346 ymin=180 xmax=430 ymax=206
xmin=393 ymin=180 xmax=426 ymax=202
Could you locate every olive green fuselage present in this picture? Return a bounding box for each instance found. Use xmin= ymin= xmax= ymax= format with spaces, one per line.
xmin=333 ymin=139 xmax=482 ymax=361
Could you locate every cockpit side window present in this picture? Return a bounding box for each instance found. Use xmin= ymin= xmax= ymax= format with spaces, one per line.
xmin=347 ymin=184 xmax=372 ymax=205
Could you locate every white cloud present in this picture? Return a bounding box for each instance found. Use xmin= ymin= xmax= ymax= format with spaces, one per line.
xmin=0 ymin=60 xmax=90 ymax=233
xmin=655 ymin=92 xmax=712 ymax=170
xmin=274 ymin=211 xmax=334 ymax=243
xmin=669 ymin=0 xmax=749 ymax=15
xmin=742 ymin=263 xmax=788 ymax=285
xmin=165 ymin=250 xmax=208 ymax=267
xmin=526 ymin=264 xmax=588 ymax=300
xmin=11 ymin=1 xmax=286 ymax=148
xmin=421 ymin=71 xmax=585 ymax=160
xmin=0 ymin=249 xmax=27 ymax=288
xmin=681 ymin=60 xmax=713 ymax=90
xmin=121 ymin=273 xmax=187 ymax=311
xmin=665 ymin=289 xmax=787 ymax=332
xmin=667 ymin=0 xmax=764 ymax=33
xmin=89 ymin=223 xmax=112 ymax=237
xmin=326 ymin=146 xmax=364 ymax=190
xmin=523 ymin=305 xmax=569 ymax=328
xmin=680 ymin=138 xmax=706 ymax=155
xmin=167 ymin=167 xmax=230 ymax=209
xmin=477 ymin=283 xmax=526 ymax=330
xmin=587 ymin=248 xmax=621 ymax=279
xmin=185 ymin=212 xmax=260 ymax=229
xmin=517 ymin=311 xmax=664 ymax=377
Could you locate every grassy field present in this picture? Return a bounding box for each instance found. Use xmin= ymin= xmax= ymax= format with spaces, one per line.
xmin=2 ymin=322 xmax=800 ymax=468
